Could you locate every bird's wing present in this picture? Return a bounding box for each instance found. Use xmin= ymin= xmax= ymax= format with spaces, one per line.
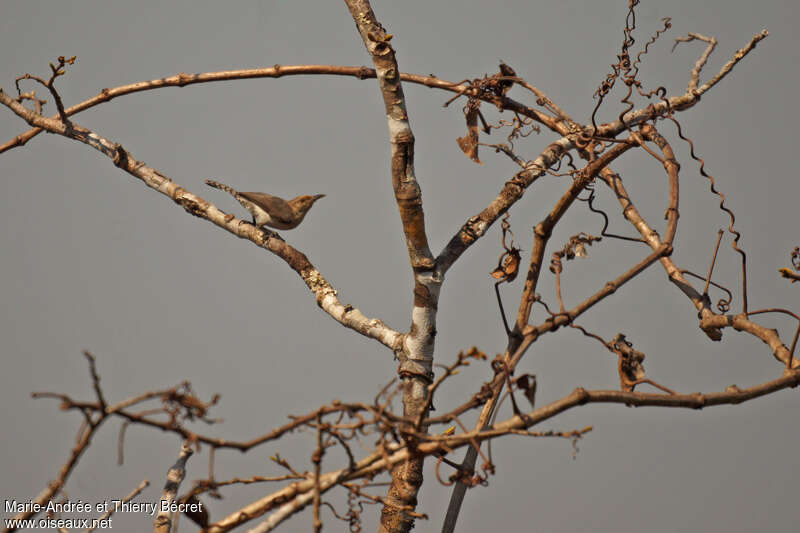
xmin=238 ymin=192 xmax=295 ymax=224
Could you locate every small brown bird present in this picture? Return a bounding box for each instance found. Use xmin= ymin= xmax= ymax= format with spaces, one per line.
xmin=205 ymin=179 xmax=325 ymax=230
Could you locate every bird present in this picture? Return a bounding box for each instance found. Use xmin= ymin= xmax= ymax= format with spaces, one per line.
xmin=204 ymin=179 xmax=325 ymax=230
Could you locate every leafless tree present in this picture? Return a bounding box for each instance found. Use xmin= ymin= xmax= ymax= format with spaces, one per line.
xmin=2 ymin=1 xmax=798 ymax=532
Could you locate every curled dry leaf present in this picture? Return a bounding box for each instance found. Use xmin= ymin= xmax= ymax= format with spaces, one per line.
xmin=612 ymin=333 xmax=676 ymax=394
xmin=496 ymin=61 xmax=516 ymax=97
xmin=490 ymin=249 xmax=521 ymax=282
xmin=613 ymin=334 xmax=647 ymax=390
xmin=490 ymin=213 xmax=521 ymax=283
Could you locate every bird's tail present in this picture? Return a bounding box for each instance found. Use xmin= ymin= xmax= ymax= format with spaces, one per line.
xmin=204 ymin=179 xmax=239 ymax=197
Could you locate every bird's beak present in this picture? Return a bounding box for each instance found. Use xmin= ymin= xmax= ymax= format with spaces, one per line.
xmin=312 ymin=194 xmax=326 ymax=201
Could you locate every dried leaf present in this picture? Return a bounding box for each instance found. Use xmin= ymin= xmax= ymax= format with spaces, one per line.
xmin=515 ymin=374 xmax=537 ymax=408
xmin=490 ymin=213 xmax=521 ymax=282
xmin=457 ymin=101 xmax=482 ymax=164
xmin=497 ymin=61 xmax=516 ymax=96
xmin=778 ymin=267 xmax=799 ymax=282
xmin=182 ymin=495 xmax=209 ymax=528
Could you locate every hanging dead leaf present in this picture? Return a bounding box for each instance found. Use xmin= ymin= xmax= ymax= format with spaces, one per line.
xmin=515 ymin=373 xmax=537 ymax=408
xmin=490 ymin=214 xmax=521 ymax=283
xmin=491 ymin=248 xmax=521 ymax=282
xmin=181 ymin=495 xmax=209 ymax=528
xmin=457 ymin=99 xmax=483 ymax=164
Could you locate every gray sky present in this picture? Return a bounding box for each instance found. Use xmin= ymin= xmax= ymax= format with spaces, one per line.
xmin=2 ymin=1 xmax=799 ymax=532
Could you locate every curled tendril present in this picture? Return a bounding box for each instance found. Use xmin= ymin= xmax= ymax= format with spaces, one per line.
xmin=679 ymin=270 xmax=733 ymax=313
xmin=664 ymin=104 xmax=749 ymax=312
xmin=580 ymin=187 xmax=645 ymax=243
xmin=591 ymin=0 xmax=639 ymax=133
xmin=632 ymin=18 xmax=673 ymax=98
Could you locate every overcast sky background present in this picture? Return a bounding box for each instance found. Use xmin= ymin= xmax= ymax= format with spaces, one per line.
xmin=2 ymin=1 xmax=799 ymax=532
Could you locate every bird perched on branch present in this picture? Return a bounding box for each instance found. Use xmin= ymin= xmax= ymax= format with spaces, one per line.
xmin=205 ymin=179 xmax=325 ymax=230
